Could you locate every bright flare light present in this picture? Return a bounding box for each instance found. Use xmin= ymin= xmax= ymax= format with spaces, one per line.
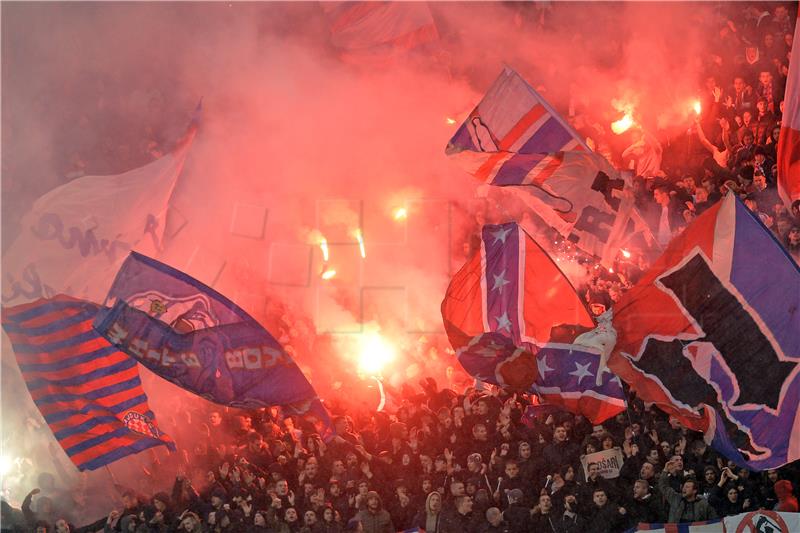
xmin=446 ymin=117 xmax=456 ymax=125
xmin=621 ymin=249 xmax=631 ymax=259
xmin=319 ymin=237 xmax=329 ymax=262
xmin=0 ymin=455 xmax=12 ymax=476
xmin=354 ymin=229 xmax=366 ymax=258
xmin=393 ymin=207 xmax=408 ymax=221
xmin=358 ymin=332 xmax=396 ymax=375
xmin=611 ymin=113 xmax=634 ymax=134
xmin=321 ymin=269 xmax=336 ymax=280
xmin=693 ymin=100 xmax=702 ymax=115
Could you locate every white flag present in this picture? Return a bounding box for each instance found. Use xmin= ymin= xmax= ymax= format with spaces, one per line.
xmin=2 ymin=135 xmax=195 ymax=305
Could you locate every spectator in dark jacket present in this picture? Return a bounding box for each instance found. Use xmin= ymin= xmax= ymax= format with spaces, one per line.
xmin=355 ymin=492 xmax=393 ymax=533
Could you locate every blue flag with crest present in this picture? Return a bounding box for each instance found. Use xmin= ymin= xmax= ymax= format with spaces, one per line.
xmin=93 ymin=252 xmax=332 ymax=435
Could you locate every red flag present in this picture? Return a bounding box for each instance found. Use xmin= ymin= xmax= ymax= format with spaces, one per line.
xmin=777 ymin=9 xmax=800 ymax=209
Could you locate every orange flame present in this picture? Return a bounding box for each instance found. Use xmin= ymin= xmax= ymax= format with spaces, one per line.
xmin=321 ymin=269 xmax=336 ymax=280
xmin=611 ymin=114 xmax=634 ymax=135
xmin=393 ymin=207 xmax=407 ymax=221
xmin=693 ymin=100 xmax=702 ymax=115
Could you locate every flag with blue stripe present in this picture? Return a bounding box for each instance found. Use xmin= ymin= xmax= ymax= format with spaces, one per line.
xmin=93 ymin=252 xmax=333 ymax=432
xmin=445 ymin=67 xmax=639 ymax=266
xmin=1 ymin=295 xmax=175 ymax=471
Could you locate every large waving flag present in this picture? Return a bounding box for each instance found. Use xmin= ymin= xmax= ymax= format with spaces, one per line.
xmin=93 ymin=253 xmax=332 ymax=433
xmin=446 ymin=68 xmax=636 ymax=265
xmin=777 ymin=9 xmax=800 ymax=209
xmin=442 ymin=222 xmax=626 ymax=423
xmin=321 ymin=2 xmax=438 ymax=63
xmin=2 ymin=103 xmax=199 ymax=306
xmin=609 ymin=193 xmax=800 ymax=470
xmin=1 ymin=296 xmax=175 ymax=471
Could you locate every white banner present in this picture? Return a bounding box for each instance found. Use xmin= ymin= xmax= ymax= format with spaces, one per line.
xmin=580 ymin=447 xmax=624 ymax=479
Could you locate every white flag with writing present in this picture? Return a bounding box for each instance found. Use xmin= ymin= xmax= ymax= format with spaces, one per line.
xmin=2 ymin=134 xmax=195 ymax=306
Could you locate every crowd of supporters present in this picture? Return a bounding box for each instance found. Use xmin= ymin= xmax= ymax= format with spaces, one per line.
xmin=583 ymin=2 xmax=800 ymax=262
xmin=2 ymin=385 xmax=799 ymax=532
xmin=2 ymin=2 xmax=800 ymax=533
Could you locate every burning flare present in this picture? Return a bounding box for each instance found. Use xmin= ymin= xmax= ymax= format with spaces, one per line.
xmin=319 ymin=237 xmax=329 ymax=262
xmin=358 ymin=331 xmax=396 ymax=375
xmin=321 ymin=269 xmax=336 ymax=280
xmin=446 ymin=117 xmax=456 ymax=125
xmin=354 ymin=229 xmax=366 ymax=258
xmin=393 ymin=207 xmax=407 ymax=221
xmin=621 ymin=249 xmax=631 ymax=259
xmin=611 ymin=113 xmax=634 ymax=135
xmin=693 ymin=100 xmax=702 ymax=115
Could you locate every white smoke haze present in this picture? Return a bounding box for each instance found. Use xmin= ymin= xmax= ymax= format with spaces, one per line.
xmin=1 ymin=0 xmax=770 ymax=520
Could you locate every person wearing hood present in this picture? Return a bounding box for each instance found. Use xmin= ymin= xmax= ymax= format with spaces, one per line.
xmin=412 ymin=491 xmax=442 ymax=533
xmin=774 ymin=480 xmax=799 ymax=512
xmin=354 ymin=492 xmax=393 ymax=533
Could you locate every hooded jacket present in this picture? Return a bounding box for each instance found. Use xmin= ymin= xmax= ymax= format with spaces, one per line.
xmin=412 ymin=492 xmax=442 ymax=533
xmin=355 ymin=492 xmax=393 ymax=533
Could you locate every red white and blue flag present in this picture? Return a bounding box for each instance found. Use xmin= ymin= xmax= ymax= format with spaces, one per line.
xmin=442 ymin=222 xmax=626 ymax=423
xmin=623 ymin=518 xmax=722 ymax=532
xmin=446 ymin=68 xmax=637 ymax=265
xmin=609 ymin=193 xmax=800 ymax=470
xmin=777 ymin=10 xmax=800 ymax=209
xmin=1 ymin=296 xmax=175 ymax=471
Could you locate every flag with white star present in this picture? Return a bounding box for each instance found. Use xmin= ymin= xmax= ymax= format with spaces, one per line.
xmin=442 ymin=222 xmax=626 ymax=423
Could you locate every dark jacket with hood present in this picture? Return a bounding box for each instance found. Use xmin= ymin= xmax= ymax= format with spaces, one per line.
xmin=355 ymin=492 xmax=393 ymax=533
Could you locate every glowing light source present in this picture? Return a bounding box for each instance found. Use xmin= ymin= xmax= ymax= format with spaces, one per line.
xmin=358 ymin=331 xmax=396 ymax=375
xmin=0 ymin=455 xmax=12 ymax=476
xmin=446 ymin=117 xmax=456 ymax=125
xmin=354 ymin=229 xmax=366 ymax=258
xmin=321 ymin=269 xmax=336 ymax=280
xmin=319 ymin=237 xmax=329 ymax=262
xmin=621 ymin=249 xmax=631 ymax=259
xmin=611 ymin=113 xmax=634 ymax=134
xmin=393 ymin=207 xmax=408 ymax=221
xmin=693 ymin=100 xmax=702 ymax=115
xmin=608 ymin=267 xmax=614 ymax=273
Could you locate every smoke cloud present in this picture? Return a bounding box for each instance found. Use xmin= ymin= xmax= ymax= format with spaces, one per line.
xmin=1 ymin=0 xmax=744 ymax=517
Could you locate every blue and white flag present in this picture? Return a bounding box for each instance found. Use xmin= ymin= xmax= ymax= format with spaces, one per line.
xmin=93 ymin=252 xmax=332 ymax=432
